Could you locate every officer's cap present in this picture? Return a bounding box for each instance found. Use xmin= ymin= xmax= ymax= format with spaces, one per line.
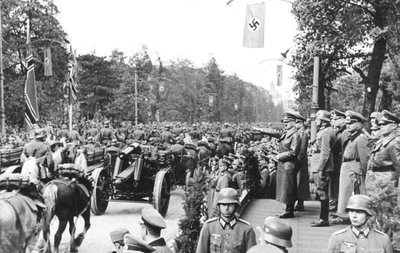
xmin=378 ymin=110 xmax=400 ymax=125
xmin=282 ymin=112 xmax=297 ymax=123
xmin=35 ymin=128 xmax=47 ymax=139
xmin=370 ymin=111 xmax=383 ymax=120
xmin=104 ymin=120 xmax=110 ymax=126
xmin=141 ymin=206 xmax=166 ymax=229
xmin=332 ymin=109 xmax=346 ymax=119
xmin=345 ymin=111 xmax=366 ymax=123
xmin=293 ymin=112 xmax=306 ymax=123
xmin=109 ymin=228 xmax=130 ymax=243
xmin=123 ymin=234 xmax=154 ymax=253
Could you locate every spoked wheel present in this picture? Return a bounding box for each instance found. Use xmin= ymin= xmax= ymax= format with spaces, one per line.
xmin=152 ymin=169 xmax=171 ymax=217
xmin=90 ymin=168 xmax=111 ymax=215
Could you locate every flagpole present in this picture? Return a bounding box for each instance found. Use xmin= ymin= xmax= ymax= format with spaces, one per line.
xmin=0 ymin=6 xmax=5 ymax=135
xmin=69 ymin=82 xmax=72 ymax=131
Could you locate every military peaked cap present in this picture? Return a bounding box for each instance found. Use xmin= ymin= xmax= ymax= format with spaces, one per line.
xmin=293 ymin=112 xmax=306 ymax=122
xmin=141 ymin=206 xmax=166 ymax=229
xmin=378 ymin=110 xmax=400 ymax=125
xmin=110 ymin=228 xmax=130 ymax=243
xmin=282 ymin=112 xmax=297 ymax=123
xmin=345 ymin=110 xmax=366 ymax=123
xmin=332 ymin=109 xmax=346 ymax=118
xmin=123 ymin=234 xmax=154 ymax=253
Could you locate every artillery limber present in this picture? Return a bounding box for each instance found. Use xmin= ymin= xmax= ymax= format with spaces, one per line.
xmin=0 ymin=147 xmax=23 ymax=175
xmin=90 ymin=141 xmax=173 ymax=217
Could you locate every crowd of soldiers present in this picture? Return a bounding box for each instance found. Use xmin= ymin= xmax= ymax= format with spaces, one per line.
xmin=1 ymin=107 xmax=398 ymax=253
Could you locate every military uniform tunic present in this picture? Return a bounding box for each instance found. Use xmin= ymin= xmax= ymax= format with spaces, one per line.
xmin=337 ymin=129 xmax=371 ymax=215
xmin=328 ymin=226 xmax=392 ymax=253
xmin=196 ymin=217 xmax=257 ymax=253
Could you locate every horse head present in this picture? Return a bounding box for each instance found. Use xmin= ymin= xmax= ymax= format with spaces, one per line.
xmin=62 ymin=143 xmax=79 ymax=163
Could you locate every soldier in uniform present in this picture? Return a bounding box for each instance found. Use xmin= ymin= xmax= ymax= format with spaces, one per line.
xmin=196 ymin=188 xmax=257 ymax=253
xmin=252 ymin=216 xmax=292 ymax=253
xmin=116 ymin=122 xmax=129 ymax=143
xmin=370 ymin=111 xmax=383 ymax=138
xmin=160 ymin=125 xmax=174 ymax=147
xmin=68 ymin=124 xmax=84 ymax=143
xmin=310 ymin=110 xmax=336 ymax=227
xmin=85 ymin=122 xmax=99 ymax=140
xmin=255 ymin=112 xmax=301 ymax=218
xmin=293 ymin=113 xmax=310 ymax=211
xmin=21 ymin=128 xmax=54 ymax=183
xmin=365 ymin=110 xmax=400 ymax=206
xmin=330 ymin=109 xmax=350 ymax=212
xmin=139 ymin=206 xmax=172 ymax=253
xmin=327 ymin=194 xmax=392 ymax=253
xmin=336 ymin=111 xmax=371 ymax=222
xmin=57 ymin=124 xmax=69 ymax=140
xmin=98 ymin=120 xmax=115 ymax=145
xmin=219 ymin=123 xmax=234 ymax=145
xmin=123 ymin=234 xmax=154 ymax=253
xmin=131 ymin=124 xmax=146 ymax=141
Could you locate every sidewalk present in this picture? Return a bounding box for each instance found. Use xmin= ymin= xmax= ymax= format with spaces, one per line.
xmin=241 ymin=199 xmax=347 ymax=253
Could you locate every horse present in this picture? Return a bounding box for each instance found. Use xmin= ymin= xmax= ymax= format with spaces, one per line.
xmin=216 ymin=141 xmax=234 ymax=158
xmin=42 ymin=142 xmax=92 ymax=253
xmin=0 ymin=171 xmax=50 ymax=253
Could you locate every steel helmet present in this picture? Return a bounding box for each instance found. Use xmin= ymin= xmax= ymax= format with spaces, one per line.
xmin=346 ymin=194 xmax=374 ymax=216
xmin=316 ymin=110 xmax=331 ymax=122
xmin=260 ymin=216 xmax=292 ymax=248
xmin=217 ymin=188 xmax=239 ymax=205
xmin=247 ymin=244 xmax=284 ymax=253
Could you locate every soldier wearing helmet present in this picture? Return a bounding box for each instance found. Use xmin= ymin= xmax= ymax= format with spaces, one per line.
xmin=328 ymin=194 xmax=392 ymax=253
xmin=196 ymin=188 xmax=256 ymax=253
xmin=311 ymin=110 xmax=336 ymax=227
xmin=251 ymin=216 xmax=292 ymax=253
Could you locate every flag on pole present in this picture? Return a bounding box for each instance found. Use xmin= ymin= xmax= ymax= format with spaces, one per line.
xmin=243 ymin=2 xmax=265 ymax=48
xmin=68 ymin=45 xmax=77 ymax=100
xmin=24 ymin=47 xmax=39 ymax=129
xmin=44 ymin=47 xmax=53 ymax=76
xmin=277 ymin=65 xmax=283 ymax=86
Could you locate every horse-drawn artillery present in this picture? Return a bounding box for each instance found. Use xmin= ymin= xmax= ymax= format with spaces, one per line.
xmin=90 ymin=141 xmax=173 ymax=217
xmin=0 ymin=146 xmax=23 ymax=174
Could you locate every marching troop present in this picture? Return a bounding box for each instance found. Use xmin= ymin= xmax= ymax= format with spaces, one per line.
xmin=0 ymin=107 xmax=399 ymax=253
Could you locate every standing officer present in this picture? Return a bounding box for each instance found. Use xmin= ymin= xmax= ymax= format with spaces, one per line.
xmin=293 ymin=113 xmax=310 ymax=211
xmin=336 ymin=111 xmax=371 ymax=223
xmin=139 ymin=206 xmax=172 ymax=252
xmin=365 ymin=110 xmax=400 ymax=203
xmin=327 ymin=194 xmax=392 ymax=253
xmin=255 ymin=112 xmax=301 ymax=218
xmin=311 ymin=110 xmax=336 ymax=227
xmin=330 ymin=109 xmax=350 ymax=212
xmin=196 ymin=188 xmax=257 ymax=253
xmin=57 ymin=124 xmax=69 ymax=140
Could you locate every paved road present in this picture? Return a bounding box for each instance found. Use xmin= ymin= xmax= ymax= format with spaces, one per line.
xmin=241 ymin=199 xmax=347 ymax=253
xmin=49 ymin=189 xmax=185 ymax=253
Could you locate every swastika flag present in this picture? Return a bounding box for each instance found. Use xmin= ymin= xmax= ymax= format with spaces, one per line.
xmin=243 ymin=2 xmax=265 ymax=48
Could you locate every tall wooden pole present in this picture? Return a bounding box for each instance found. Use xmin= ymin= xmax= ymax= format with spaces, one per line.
xmin=0 ymin=7 xmax=5 ymax=135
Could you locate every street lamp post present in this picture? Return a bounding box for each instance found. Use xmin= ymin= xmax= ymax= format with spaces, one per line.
xmin=134 ymin=68 xmax=138 ymax=127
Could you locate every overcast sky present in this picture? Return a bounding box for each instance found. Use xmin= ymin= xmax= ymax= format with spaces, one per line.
xmin=54 ymin=0 xmax=297 ymax=95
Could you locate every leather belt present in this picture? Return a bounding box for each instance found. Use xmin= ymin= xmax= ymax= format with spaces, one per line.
xmin=370 ymin=165 xmax=395 ymax=173
xmin=343 ymin=158 xmax=360 ymax=162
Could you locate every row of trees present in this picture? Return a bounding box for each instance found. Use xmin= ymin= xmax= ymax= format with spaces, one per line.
xmin=1 ymin=0 xmax=283 ymax=128
xmin=291 ymin=0 xmax=400 ymax=118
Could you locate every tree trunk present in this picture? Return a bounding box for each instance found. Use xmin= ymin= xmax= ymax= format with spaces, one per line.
xmin=362 ymin=37 xmax=386 ymax=117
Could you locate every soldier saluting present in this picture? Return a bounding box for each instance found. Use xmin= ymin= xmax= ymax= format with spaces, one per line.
xmin=254 ymin=112 xmax=301 ymax=218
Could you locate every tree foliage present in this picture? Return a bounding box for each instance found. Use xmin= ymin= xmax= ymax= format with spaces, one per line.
xmin=291 ymin=0 xmax=400 ymax=116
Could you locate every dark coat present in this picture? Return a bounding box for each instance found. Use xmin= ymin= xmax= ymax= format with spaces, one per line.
xmin=275 ymin=127 xmax=301 ymax=204
xmin=296 ymin=128 xmax=310 ymax=201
